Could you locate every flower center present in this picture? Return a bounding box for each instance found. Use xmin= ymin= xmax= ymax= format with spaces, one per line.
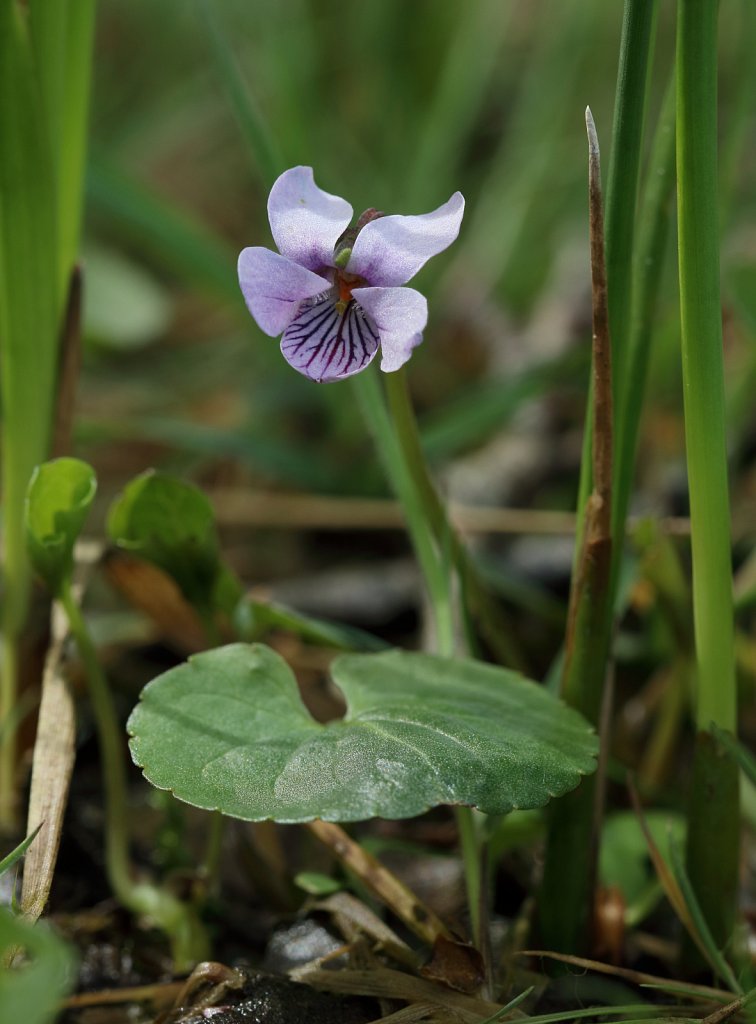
xmin=334 ymin=270 xmax=364 ymax=314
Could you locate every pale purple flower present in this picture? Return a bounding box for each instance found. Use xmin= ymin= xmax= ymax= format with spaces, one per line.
xmin=237 ymin=167 xmax=464 ymax=382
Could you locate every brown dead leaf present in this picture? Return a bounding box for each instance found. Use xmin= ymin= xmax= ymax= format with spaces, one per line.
xmin=420 ymin=936 xmax=485 ymax=995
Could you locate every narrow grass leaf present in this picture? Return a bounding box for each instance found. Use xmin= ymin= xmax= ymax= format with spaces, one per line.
xmin=668 ymin=837 xmax=742 ymax=994
xmin=0 ymin=824 xmax=42 ymax=878
xmin=711 ymin=724 xmax=756 ymax=787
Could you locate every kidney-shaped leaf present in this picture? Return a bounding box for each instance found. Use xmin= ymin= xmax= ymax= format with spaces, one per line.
xmin=107 ymin=470 xmax=220 ymax=609
xmin=129 ymin=644 xmax=598 ymax=823
xmin=25 ymin=458 xmax=97 ymax=594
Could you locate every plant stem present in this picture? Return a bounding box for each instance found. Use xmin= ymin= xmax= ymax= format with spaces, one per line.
xmin=59 ymin=582 xmax=208 ymax=969
xmin=383 ymin=368 xmax=522 ymax=668
xmin=352 ymin=367 xmax=455 ymax=652
xmin=676 ymin=0 xmax=739 ymax=949
xmin=354 ymin=366 xmax=486 ymax=949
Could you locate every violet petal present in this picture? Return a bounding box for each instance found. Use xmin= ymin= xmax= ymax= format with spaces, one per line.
xmin=346 ymin=192 xmax=464 ymax=287
xmin=268 ymin=166 xmax=353 ymax=272
xmin=281 ymin=296 xmax=380 ymax=382
xmin=351 ymin=286 xmax=427 ymax=372
xmin=237 ymin=247 xmax=331 ymax=336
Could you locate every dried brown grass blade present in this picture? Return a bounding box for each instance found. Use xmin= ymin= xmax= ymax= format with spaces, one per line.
xmin=307 ymin=819 xmax=452 ymax=947
xmin=315 ymin=890 xmax=419 ymax=968
xmin=294 ymin=965 xmax=502 ymax=1021
xmin=20 ymin=600 xmax=76 ymax=922
xmin=518 ymin=951 xmax=726 ymax=1003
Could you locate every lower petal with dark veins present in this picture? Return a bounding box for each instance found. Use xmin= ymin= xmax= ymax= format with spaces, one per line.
xmin=281 ymin=296 xmax=380 ymax=382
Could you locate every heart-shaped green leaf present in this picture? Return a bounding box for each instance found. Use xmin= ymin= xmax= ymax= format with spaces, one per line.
xmin=25 ymin=458 xmax=97 ymax=595
xmin=128 ymin=644 xmax=598 ymax=823
xmin=107 ymin=470 xmax=221 ymax=609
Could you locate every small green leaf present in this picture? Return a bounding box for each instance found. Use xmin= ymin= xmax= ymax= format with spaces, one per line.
xmin=107 ymin=471 xmax=220 ymax=609
xmin=600 ymin=811 xmax=685 ymax=923
xmin=25 ymin=458 xmax=97 ymax=595
xmin=0 ymin=823 xmax=42 ymax=878
xmin=0 ymin=907 xmax=76 ymax=1023
xmin=128 ymin=644 xmax=598 ymax=824
xmin=294 ymin=872 xmax=343 ymax=896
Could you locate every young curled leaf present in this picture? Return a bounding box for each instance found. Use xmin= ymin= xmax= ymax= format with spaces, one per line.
xmin=25 ymin=458 xmax=97 ymax=596
xmin=107 ymin=470 xmax=222 ymax=612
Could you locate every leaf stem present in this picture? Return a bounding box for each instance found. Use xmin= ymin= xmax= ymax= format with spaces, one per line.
xmin=59 ymin=581 xmax=208 ymax=970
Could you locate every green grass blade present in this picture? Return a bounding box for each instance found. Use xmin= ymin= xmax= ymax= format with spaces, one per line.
xmin=87 ymin=154 xmax=239 ymax=303
xmin=405 ymin=0 xmax=512 ymax=207
xmin=676 ymin=0 xmax=739 ymax=952
xmin=0 ymin=0 xmax=61 ymax=826
xmin=57 ymin=0 xmax=96 ymax=291
xmin=711 ymin=725 xmax=756 ymax=788
xmin=613 ymin=78 xmax=675 ymax=548
xmin=574 ymin=0 xmax=657 ymax=562
xmin=195 ymin=0 xmax=283 ymax=189
xmin=29 ymin=0 xmax=95 ymax=295
xmin=0 ymin=824 xmax=42 ymax=878
xmin=669 ymin=837 xmax=742 ymax=993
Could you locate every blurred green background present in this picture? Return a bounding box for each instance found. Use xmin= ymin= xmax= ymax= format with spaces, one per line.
xmin=79 ymin=0 xmax=756 ymax=543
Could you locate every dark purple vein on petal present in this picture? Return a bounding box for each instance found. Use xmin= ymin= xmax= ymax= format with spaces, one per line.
xmin=282 ymin=298 xmax=379 ymax=381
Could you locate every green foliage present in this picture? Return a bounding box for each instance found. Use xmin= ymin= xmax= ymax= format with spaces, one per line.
xmin=235 ymin=598 xmax=388 ymax=653
xmin=0 ymin=0 xmax=61 ymax=636
xmin=25 ymin=457 xmax=96 ymax=596
xmin=107 ymin=470 xmax=223 ymax=611
xmin=0 ymin=824 xmax=42 ymax=878
xmin=0 ymin=908 xmax=76 ymax=1024
xmin=128 ymin=643 xmax=598 ymax=824
xmin=293 ymin=872 xmax=343 ymax=896
xmin=600 ymin=811 xmax=684 ymax=924
xmin=713 ymin=725 xmax=756 ymax=787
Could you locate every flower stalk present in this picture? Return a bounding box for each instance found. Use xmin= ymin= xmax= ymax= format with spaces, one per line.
xmin=354 ymin=366 xmax=487 ymax=951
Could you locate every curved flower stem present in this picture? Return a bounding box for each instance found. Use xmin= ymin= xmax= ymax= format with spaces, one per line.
xmin=353 ymin=366 xmax=485 ymax=951
xmin=58 ymin=581 xmax=209 ymax=970
xmin=676 ymin=0 xmax=739 ymax=951
xmin=382 ymin=367 xmax=522 ymax=669
xmin=352 ymin=368 xmax=455 ymax=653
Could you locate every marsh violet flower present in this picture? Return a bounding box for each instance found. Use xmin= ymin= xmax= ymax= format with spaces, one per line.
xmin=238 ymin=167 xmax=464 ymax=382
